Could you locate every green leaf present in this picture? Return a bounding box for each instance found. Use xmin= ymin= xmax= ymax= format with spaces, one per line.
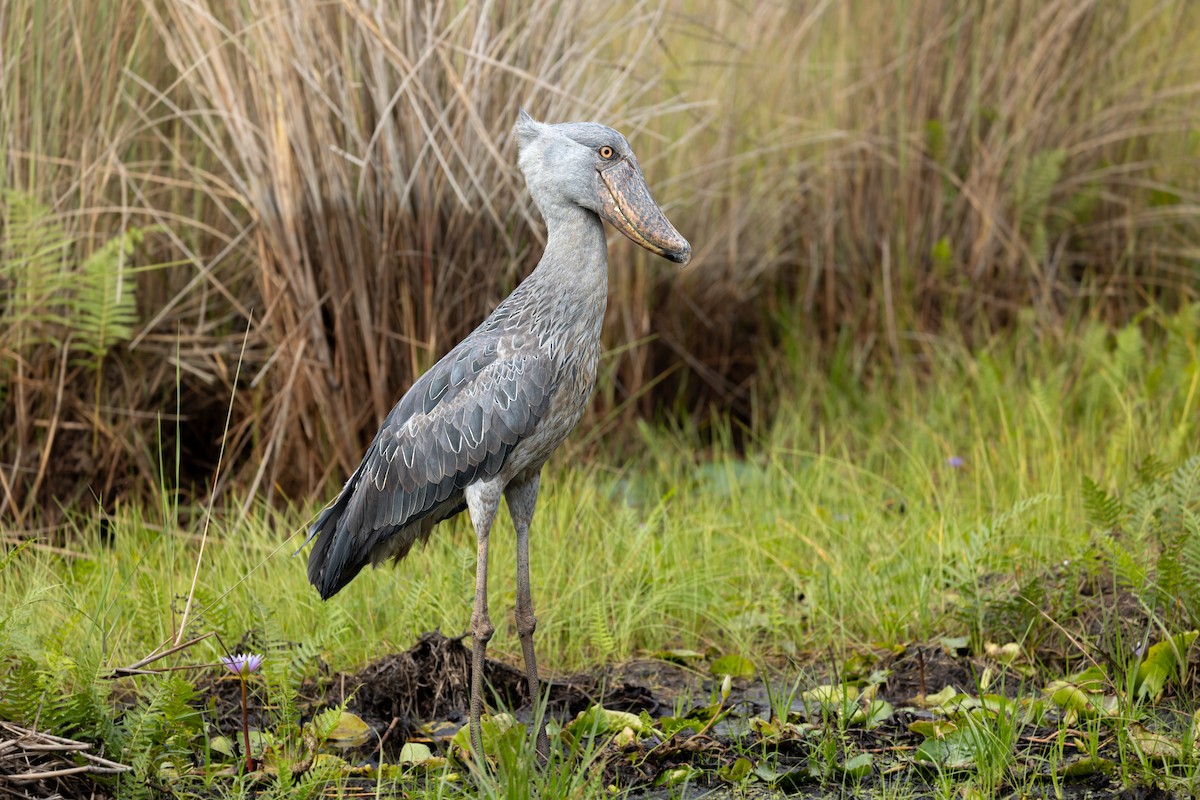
xmin=922 ymin=685 xmax=958 ymax=708
xmin=209 ymin=735 xmax=236 ymax=758
xmin=450 ymin=713 xmax=518 ymax=760
xmin=652 ymin=648 xmax=704 ymax=664
xmin=325 ymin=711 xmax=372 ymax=748
xmin=658 ymin=705 xmax=718 ymax=738
xmin=801 ymin=683 xmax=857 ymax=715
xmin=839 ymin=752 xmax=873 ymax=780
xmin=1065 ymin=664 xmax=1109 ymax=691
xmin=711 ymin=654 xmax=756 ymax=679
xmin=565 ymin=705 xmax=654 ymax=741
xmin=1136 ymin=631 xmax=1198 ymax=701
xmin=247 ymin=730 xmax=272 ymax=756
xmin=908 ymin=719 xmax=958 ymax=738
xmin=718 ymin=756 xmax=753 ymax=783
xmin=398 ymin=742 xmax=433 ymax=764
xmin=853 ymin=699 xmax=893 ymax=729
xmin=655 ymin=765 xmax=700 ymax=787
xmin=753 ymin=762 xmax=819 ymax=789
xmin=1082 ymin=476 xmax=1124 ymax=530
xmin=1060 ymin=756 xmax=1115 ymax=777
xmin=1129 ymin=723 xmax=1184 ymax=760
xmin=914 ymin=729 xmax=976 ymax=770
xmin=1046 ymin=681 xmax=1095 ymax=717
xmin=71 ymin=227 xmax=144 ymax=365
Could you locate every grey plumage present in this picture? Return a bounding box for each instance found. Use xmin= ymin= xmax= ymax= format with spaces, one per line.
xmin=304 ymin=110 xmax=690 ymax=759
xmin=304 ymin=284 xmax=556 ymax=599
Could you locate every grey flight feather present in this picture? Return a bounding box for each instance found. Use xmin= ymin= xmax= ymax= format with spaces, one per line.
xmin=304 ymin=298 xmax=554 ymax=599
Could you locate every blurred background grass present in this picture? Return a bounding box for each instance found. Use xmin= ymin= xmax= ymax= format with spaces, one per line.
xmin=2 ymin=0 xmax=1199 ymax=520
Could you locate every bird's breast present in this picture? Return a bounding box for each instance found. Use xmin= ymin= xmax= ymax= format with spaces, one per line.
xmin=500 ymin=310 xmax=603 ymax=481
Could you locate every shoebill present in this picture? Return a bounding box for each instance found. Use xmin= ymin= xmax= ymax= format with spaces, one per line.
xmin=302 ymin=110 xmax=691 ymax=759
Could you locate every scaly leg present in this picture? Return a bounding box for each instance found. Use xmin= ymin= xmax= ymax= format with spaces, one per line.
xmin=465 ymin=481 xmax=501 ymax=763
xmin=505 ymin=472 xmax=550 ymax=759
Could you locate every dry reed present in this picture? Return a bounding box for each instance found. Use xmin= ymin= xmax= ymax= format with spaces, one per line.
xmin=1 ymin=0 xmax=1198 ymax=519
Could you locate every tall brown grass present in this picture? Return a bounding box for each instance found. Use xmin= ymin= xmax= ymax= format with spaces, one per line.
xmin=2 ymin=0 xmax=1198 ymax=520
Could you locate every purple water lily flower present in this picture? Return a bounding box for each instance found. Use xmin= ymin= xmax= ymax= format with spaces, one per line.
xmin=946 ymin=455 xmax=965 ymax=469
xmin=220 ymin=652 xmax=265 ymax=773
xmin=221 ymin=652 xmax=264 ymax=678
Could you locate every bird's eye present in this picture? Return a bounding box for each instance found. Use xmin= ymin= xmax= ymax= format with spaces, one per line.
xmin=598 ymin=146 xmax=614 ymax=160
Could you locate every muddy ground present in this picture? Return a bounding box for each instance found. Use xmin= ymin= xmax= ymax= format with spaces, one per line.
xmin=194 ymin=628 xmax=1182 ymax=799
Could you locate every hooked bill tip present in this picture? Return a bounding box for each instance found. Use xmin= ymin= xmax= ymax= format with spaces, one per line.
xmin=668 ymin=241 xmax=692 ymax=266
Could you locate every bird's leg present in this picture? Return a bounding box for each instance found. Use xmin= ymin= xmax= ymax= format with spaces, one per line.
xmin=465 ymin=481 xmax=501 ymax=764
xmin=505 ymin=473 xmax=550 ymax=759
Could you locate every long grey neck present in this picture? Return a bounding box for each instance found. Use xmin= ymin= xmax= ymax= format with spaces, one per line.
xmin=527 ymin=202 xmax=609 ymax=294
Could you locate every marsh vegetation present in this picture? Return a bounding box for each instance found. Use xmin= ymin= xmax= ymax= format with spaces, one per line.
xmin=3 ymin=0 xmax=1200 ymax=797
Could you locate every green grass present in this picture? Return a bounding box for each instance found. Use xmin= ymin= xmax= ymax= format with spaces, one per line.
xmin=5 ymin=307 xmax=1199 ymax=670
xmin=4 ymin=307 xmax=1200 ymax=796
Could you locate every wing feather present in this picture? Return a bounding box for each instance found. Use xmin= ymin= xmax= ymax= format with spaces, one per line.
xmin=305 ymin=327 xmax=555 ymax=599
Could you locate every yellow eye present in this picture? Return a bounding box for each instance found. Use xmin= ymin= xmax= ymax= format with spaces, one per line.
xmin=598 ymin=146 xmax=614 ymax=159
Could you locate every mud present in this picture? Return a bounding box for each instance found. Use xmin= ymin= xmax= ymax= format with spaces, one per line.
xmin=189 ymin=631 xmax=1184 ymax=799
xmin=186 ymin=554 xmax=1197 ymax=800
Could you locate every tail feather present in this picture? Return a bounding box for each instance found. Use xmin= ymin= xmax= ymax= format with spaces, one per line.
xmin=305 ymin=467 xmax=374 ymax=600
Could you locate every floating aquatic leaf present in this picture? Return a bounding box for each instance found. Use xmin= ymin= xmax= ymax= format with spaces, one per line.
xmin=565 ymin=705 xmax=654 ymax=741
xmin=753 ymin=763 xmax=818 ymax=789
xmin=717 ymin=756 xmax=753 ymax=783
xmin=839 ymin=752 xmax=873 ymax=780
xmin=1136 ymin=630 xmax=1198 ymax=702
xmin=310 ymin=706 xmax=348 ymax=740
xmin=864 ymin=668 xmax=892 ymax=686
xmin=656 ymin=765 xmax=700 ymax=787
xmin=612 ymin=726 xmax=638 ymax=748
xmin=711 ymin=654 xmax=756 ymax=679
xmin=853 ymin=699 xmax=893 ymax=729
xmin=451 ymin=713 xmax=518 ymax=760
xmin=984 ymin=642 xmax=1022 ymax=664
xmin=653 ymin=648 xmax=705 ymax=664
xmin=1046 ymin=681 xmax=1094 ymax=719
xmin=209 ymin=735 xmax=236 ymax=758
xmin=913 ymin=728 xmax=977 ymax=770
xmin=751 ymin=716 xmax=813 ymax=743
xmin=908 ymin=719 xmax=958 ymax=738
xmin=1060 ymin=756 xmax=1115 ymax=777
xmin=1065 ymin=664 xmax=1109 ymax=692
xmin=398 ymin=742 xmax=433 ymax=764
xmin=921 ymin=685 xmax=958 ymax=708
xmin=1129 ymin=723 xmax=1185 ymax=760
xmin=980 ymin=694 xmax=1016 ymax=715
xmin=940 ymin=636 xmax=970 ymax=655
xmin=801 ymin=683 xmax=858 ymax=719
xmin=326 ymin=711 xmax=372 ymax=748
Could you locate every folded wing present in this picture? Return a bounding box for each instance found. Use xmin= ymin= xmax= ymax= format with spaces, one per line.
xmin=305 ymin=329 xmax=553 ymax=598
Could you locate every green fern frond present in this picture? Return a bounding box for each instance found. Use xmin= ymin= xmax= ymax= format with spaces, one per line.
xmin=1170 ymin=455 xmax=1200 ymax=507
xmin=70 ymin=227 xmax=144 ymax=366
xmin=1016 ymin=148 xmax=1066 ymax=230
xmin=1111 ymin=324 xmax=1145 ymax=383
xmin=1135 ymin=455 xmax=1170 ymax=487
xmin=1082 ymin=476 xmax=1124 ymax=532
xmin=115 ymin=675 xmax=199 ymax=799
xmin=1101 ymin=532 xmax=1149 ymax=592
xmin=0 ymin=189 xmax=73 ymax=344
xmin=590 ymin=601 xmax=616 ymax=656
